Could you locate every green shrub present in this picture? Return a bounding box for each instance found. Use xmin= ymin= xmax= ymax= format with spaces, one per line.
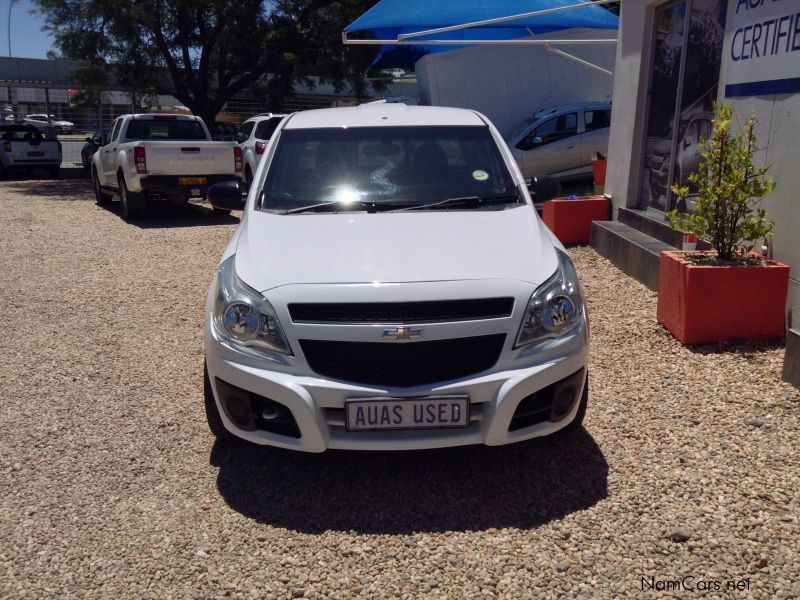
xmin=667 ymin=103 xmax=776 ymax=262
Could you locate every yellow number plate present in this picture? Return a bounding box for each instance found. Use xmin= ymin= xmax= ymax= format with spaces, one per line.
xmin=179 ymin=177 xmax=207 ymax=185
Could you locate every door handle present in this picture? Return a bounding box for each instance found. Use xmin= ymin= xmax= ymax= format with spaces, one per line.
xmin=567 ymin=145 xmax=576 ymax=150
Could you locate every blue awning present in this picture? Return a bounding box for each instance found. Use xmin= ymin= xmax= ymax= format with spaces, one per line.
xmin=344 ymin=0 xmax=619 ymax=70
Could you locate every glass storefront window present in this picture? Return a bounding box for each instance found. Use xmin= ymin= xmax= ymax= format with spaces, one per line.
xmin=639 ymin=0 xmax=725 ymax=213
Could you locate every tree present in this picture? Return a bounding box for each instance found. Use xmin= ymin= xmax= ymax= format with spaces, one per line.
xmin=33 ymin=0 xmax=382 ymax=124
xmin=667 ymin=103 xmax=776 ymax=263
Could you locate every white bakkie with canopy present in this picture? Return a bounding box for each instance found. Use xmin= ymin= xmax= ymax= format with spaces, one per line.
xmin=203 ymin=103 xmax=589 ymax=452
xmin=91 ymin=113 xmax=243 ymax=219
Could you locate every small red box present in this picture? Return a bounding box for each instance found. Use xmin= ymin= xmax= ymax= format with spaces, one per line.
xmin=657 ymin=251 xmax=789 ymax=344
xmin=542 ymin=195 xmax=608 ymax=245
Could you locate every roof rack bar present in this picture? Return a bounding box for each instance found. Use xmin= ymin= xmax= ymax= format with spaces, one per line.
xmin=395 ymin=0 xmax=620 ymax=41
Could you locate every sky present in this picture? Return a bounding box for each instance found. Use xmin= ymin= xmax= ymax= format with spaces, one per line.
xmin=3 ymin=0 xmax=54 ymax=59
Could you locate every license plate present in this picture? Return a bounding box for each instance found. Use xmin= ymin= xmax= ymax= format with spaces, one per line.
xmin=27 ymin=151 xmax=44 ymax=157
xmin=179 ymin=176 xmax=206 ymax=185
xmin=345 ymin=396 xmax=469 ymax=431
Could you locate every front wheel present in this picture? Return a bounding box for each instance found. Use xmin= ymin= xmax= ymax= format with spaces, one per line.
xmin=204 ymin=361 xmax=232 ymax=440
xmin=558 ymin=373 xmax=589 ymax=435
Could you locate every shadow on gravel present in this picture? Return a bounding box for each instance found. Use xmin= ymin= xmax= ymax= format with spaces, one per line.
xmin=211 ymin=431 xmax=608 ymax=534
xmin=684 ymin=338 xmax=785 ymax=357
xmin=97 ymin=198 xmax=240 ymax=228
xmin=1 ymin=168 xmax=93 ymax=199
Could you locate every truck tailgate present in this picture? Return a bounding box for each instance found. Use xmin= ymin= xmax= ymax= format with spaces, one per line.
xmin=6 ymin=140 xmax=61 ymax=163
xmin=136 ymin=141 xmax=237 ymax=176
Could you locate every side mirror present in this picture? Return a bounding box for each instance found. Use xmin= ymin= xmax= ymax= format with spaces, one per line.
xmin=208 ymin=180 xmax=245 ymax=211
xmin=85 ymin=137 xmax=93 ymax=143
xmin=516 ymin=137 xmax=534 ymax=151
xmin=683 ymin=137 xmax=692 ymax=149
xmin=528 ymin=175 xmax=561 ymax=202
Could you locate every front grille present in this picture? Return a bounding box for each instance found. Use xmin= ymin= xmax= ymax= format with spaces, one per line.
xmin=288 ymin=298 xmax=514 ymax=324
xmin=300 ymin=334 xmax=506 ymax=387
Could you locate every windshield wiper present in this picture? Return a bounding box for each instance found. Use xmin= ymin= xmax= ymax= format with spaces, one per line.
xmin=285 ymin=200 xmax=385 ymax=214
xmin=389 ymin=193 xmax=521 ymax=212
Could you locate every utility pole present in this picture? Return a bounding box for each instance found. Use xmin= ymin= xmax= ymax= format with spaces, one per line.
xmin=7 ymin=0 xmax=16 ymax=57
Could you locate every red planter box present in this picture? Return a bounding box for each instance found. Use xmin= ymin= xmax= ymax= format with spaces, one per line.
xmin=542 ymin=195 xmax=608 ymax=245
xmin=657 ymin=251 xmax=789 ymax=344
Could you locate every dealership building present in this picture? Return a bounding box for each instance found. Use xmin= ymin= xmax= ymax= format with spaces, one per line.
xmin=594 ymin=0 xmax=800 ymax=385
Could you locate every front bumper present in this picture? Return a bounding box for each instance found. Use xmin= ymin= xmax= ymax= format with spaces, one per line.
xmin=204 ymin=310 xmax=588 ymax=453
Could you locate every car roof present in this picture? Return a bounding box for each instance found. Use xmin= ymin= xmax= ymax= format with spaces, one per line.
xmin=116 ymin=113 xmax=200 ymax=121
xmin=532 ymin=101 xmax=611 ymax=119
xmin=284 ymin=104 xmax=486 ymax=130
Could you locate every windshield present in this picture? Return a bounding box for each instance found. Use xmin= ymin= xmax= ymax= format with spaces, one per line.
xmin=125 ymin=119 xmax=207 ymax=141
xmin=262 ymin=126 xmax=517 ymax=211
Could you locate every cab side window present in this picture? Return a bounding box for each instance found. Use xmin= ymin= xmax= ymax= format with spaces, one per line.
xmin=110 ymin=119 xmax=122 ymax=143
xmin=238 ymin=121 xmax=255 ymax=140
xmin=584 ymin=109 xmax=611 ymax=132
xmin=254 ymin=118 xmax=282 ymax=141
xmin=517 ymin=113 xmax=578 ymax=149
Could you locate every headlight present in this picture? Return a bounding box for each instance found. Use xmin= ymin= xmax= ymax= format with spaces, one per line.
xmin=515 ymin=249 xmax=585 ymax=348
xmin=213 ymin=255 xmax=292 ymax=355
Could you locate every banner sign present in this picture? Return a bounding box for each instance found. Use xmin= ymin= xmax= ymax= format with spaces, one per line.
xmin=723 ymin=0 xmax=800 ymax=97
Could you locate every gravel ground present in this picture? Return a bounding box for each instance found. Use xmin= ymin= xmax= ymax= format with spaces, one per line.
xmin=1 ymin=173 xmax=798 ymax=599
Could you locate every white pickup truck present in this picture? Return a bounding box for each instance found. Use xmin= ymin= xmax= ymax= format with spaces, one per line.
xmin=91 ymin=114 xmax=243 ymax=219
xmin=0 ymin=124 xmax=62 ymax=178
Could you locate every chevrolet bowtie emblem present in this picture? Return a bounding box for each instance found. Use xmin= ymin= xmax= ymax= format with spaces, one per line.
xmin=383 ymin=326 xmax=423 ymax=341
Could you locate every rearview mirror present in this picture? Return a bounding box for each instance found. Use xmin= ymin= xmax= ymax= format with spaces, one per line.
xmin=528 ymin=175 xmax=561 ymax=202
xmin=208 ymin=181 xmax=246 ymax=211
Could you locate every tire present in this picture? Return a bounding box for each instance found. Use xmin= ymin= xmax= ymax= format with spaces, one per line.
xmin=204 ymin=361 xmax=232 ymax=440
xmin=92 ymin=168 xmax=112 ymax=205
xmin=244 ymin=165 xmax=253 ymax=188
xmin=559 ymin=372 xmax=589 ymax=435
xmin=82 ymin=154 xmax=90 ymax=170
xmin=118 ymin=173 xmax=143 ymax=220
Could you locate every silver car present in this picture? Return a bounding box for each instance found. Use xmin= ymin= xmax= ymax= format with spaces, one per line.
xmin=24 ymin=114 xmax=75 ymax=135
xmin=508 ymin=102 xmax=611 ymax=181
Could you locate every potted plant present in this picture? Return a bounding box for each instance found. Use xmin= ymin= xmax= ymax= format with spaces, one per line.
xmin=658 ymin=103 xmax=789 ymax=344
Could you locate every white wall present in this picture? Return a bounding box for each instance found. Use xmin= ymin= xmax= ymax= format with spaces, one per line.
xmin=416 ymin=28 xmax=618 ymax=138
xmin=604 ymin=1 xmax=657 ymax=213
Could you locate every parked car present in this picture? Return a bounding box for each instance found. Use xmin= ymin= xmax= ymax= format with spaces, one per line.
xmin=202 ymin=104 xmax=588 ymax=451
xmin=24 ymin=114 xmax=75 ymax=135
xmin=91 ymin=113 xmax=242 ymax=219
xmin=647 ymin=110 xmax=713 ymax=212
xmin=81 ymin=129 xmax=107 ymax=169
xmin=236 ymin=113 xmax=288 ymax=186
xmin=0 ymin=124 xmax=61 ymax=177
xmin=508 ymin=101 xmax=611 ymax=181
xmin=211 ymin=122 xmax=238 ymax=141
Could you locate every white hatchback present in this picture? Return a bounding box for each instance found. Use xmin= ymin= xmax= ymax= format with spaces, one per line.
xmin=204 ymin=104 xmax=589 ymax=452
